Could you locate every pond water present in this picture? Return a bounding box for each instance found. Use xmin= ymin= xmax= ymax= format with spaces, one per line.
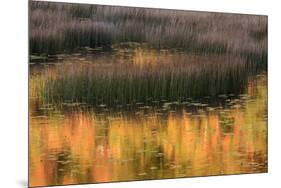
xmin=29 ymin=48 xmax=267 ymax=187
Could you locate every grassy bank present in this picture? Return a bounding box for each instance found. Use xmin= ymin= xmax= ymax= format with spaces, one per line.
xmin=30 ymin=1 xmax=267 ymax=61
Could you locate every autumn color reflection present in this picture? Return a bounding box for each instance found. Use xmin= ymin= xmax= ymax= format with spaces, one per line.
xmin=29 ymin=74 xmax=267 ymax=187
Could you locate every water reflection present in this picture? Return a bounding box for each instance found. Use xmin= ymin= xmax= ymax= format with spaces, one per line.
xmin=29 ymin=73 xmax=267 ymax=187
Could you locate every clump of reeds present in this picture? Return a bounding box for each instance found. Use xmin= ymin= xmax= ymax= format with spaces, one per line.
xmin=32 ymin=54 xmax=257 ymax=107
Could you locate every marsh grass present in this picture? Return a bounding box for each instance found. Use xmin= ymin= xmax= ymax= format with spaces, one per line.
xmin=30 ymin=1 xmax=267 ymax=62
xmin=31 ymin=53 xmax=259 ymax=107
xmin=29 ymin=1 xmax=267 ymax=108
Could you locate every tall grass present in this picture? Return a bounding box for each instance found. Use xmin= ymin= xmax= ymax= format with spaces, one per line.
xmin=31 ymin=54 xmax=259 ymax=106
xmin=30 ymin=1 xmax=267 ymax=61
xmin=29 ymin=1 xmax=267 ymax=107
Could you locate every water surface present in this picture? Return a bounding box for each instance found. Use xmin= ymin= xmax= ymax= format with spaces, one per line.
xmin=29 ymin=55 xmax=267 ymax=186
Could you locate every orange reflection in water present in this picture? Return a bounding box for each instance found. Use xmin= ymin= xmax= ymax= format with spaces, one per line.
xmin=29 ymin=74 xmax=267 ymax=187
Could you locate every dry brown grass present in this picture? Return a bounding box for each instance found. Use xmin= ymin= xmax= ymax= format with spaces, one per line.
xmin=30 ymin=1 xmax=267 ymax=61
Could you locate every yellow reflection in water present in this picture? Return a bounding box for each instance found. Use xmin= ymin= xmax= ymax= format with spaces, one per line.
xmin=29 ymin=74 xmax=267 ymax=187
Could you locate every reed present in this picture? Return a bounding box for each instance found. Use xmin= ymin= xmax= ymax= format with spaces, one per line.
xmin=31 ymin=54 xmax=259 ymax=106
xmin=30 ymin=1 xmax=267 ymax=62
xmin=29 ymin=1 xmax=267 ymax=107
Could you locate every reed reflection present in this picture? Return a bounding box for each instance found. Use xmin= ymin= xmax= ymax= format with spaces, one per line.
xmin=29 ymin=74 xmax=267 ymax=187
